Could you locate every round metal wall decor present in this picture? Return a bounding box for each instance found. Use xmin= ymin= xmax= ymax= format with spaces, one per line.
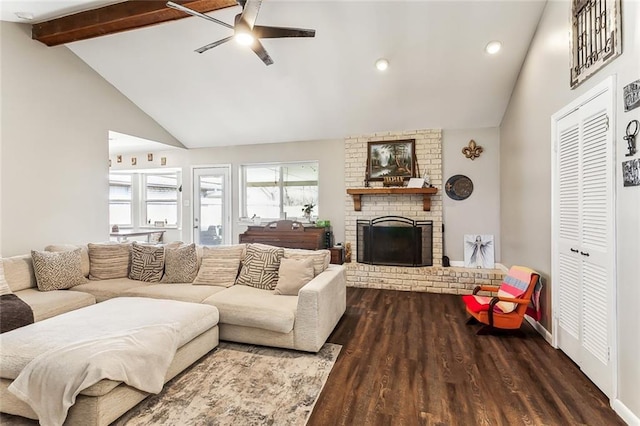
xmin=445 ymin=175 xmax=473 ymax=200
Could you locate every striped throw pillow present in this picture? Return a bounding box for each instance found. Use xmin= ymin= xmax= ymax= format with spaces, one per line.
xmin=236 ymin=244 xmax=284 ymax=290
xmin=129 ymin=242 xmax=165 ymax=283
xmin=0 ymin=261 xmax=13 ymax=296
xmin=193 ymin=245 xmax=245 ymax=287
xmin=88 ymin=243 xmax=131 ymax=280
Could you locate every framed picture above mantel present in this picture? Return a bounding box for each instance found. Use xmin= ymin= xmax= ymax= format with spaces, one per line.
xmin=366 ymin=139 xmax=416 ymax=182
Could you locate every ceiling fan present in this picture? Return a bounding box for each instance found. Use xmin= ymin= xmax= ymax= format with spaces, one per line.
xmin=166 ymin=0 xmax=315 ymax=66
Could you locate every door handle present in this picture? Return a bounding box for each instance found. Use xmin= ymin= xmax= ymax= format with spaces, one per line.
xmin=570 ymin=248 xmax=579 ymax=253
xmin=580 ymin=251 xmax=590 ymax=257
xmin=193 ymin=225 xmax=199 ymax=229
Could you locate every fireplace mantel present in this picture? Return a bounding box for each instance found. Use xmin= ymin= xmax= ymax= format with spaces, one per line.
xmin=346 ymin=187 xmax=438 ymax=211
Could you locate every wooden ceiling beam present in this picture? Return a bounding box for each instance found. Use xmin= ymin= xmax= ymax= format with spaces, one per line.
xmin=32 ymin=0 xmax=237 ymax=47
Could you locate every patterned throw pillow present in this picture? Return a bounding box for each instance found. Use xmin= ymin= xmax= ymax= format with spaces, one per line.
xmin=161 ymin=243 xmax=199 ymax=284
xmin=194 ymin=245 xmax=245 ymax=287
xmin=88 ymin=243 xmax=131 ymax=280
xmin=31 ymin=249 xmax=88 ymax=291
xmin=129 ymin=242 xmax=165 ymax=283
xmin=0 ymin=261 xmax=13 ymax=296
xmin=236 ymin=244 xmax=284 ymax=290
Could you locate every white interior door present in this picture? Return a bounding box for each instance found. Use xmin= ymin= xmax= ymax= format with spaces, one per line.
xmin=552 ymin=79 xmax=615 ymax=399
xmin=193 ymin=166 xmax=231 ymax=245
xmin=556 ymin=109 xmax=582 ymax=363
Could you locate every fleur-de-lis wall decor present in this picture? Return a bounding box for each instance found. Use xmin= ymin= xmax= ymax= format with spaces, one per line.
xmin=462 ymin=139 xmax=483 ymax=160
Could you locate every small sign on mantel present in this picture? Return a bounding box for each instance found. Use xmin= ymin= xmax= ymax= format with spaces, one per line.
xmin=406 ymin=178 xmax=424 ymax=188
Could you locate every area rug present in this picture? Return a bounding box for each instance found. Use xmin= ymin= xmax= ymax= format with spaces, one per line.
xmin=113 ymin=342 xmax=341 ymax=426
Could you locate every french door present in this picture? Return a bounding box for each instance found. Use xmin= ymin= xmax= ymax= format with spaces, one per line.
xmin=552 ymin=77 xmax=616 ymax=398
xmin=193 ymin=166 xmax=231 ymax=245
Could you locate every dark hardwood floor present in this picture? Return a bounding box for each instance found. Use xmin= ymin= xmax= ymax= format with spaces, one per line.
xmin=308 ymin=287 xmax=624 ymax=426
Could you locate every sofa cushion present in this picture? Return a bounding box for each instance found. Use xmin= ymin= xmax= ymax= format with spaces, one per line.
xmin=202 ymin=285 xmax=297 ymax=333
xmin=0 ymin=261 xmax=12 ymax=296
xmin=194 ymin=245 xmax=245 ymax=287
xmin=31 ymin=249 xmax=88 ymax=291
xmin=88 ymin=243 xmax=131 ymax=280
xmin=2 ymin=255 xmax=36 ymax=292
xmin=162 ymin=243 xmax=199 ymax=284
xmin=14 ymin=288 xmax=95 ymax=322
xmin=129 ymin=242 xmax=165 ymax=283
xmin=283 ymin=248 xmax=330 ymax=276
xmin=0 ymin=294 xmax=34 ymax=333
xmin=274 ymin=257 xmax=314 ymax=296
xmin=44 ymin=244 xmax=90 ymax=278
xmin=123 ymin=284 xmax=227 ymax=303
xmin=235 ymin=244 xmax=284 ymax=290
xmin=72 ymin=278 xmax=151 ymax=303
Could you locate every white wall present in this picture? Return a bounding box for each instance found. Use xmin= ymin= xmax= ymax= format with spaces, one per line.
xmin=185 ymin=140 xmax=345 ymax=245
xmin=500 ymin=0 xmax=640 ymax=420
xmin=442 ymin=128 xmax=500 ymax=263
xmin=0 ymin=22 xmax=181 ymax=256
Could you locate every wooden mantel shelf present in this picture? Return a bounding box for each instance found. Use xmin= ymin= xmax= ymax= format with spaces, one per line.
xmin=346 ymin=187 xmax=438 ymax=211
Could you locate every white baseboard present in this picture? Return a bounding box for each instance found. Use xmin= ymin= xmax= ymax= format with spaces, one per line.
xmin=447 ymin=261 xmax=507 ymax=271
xmin=612 ymin=399 xmax=640 ymax=425
xmin=525 ymin=316 xmax=553 ymax=345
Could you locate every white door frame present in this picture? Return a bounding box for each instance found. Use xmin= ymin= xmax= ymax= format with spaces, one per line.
xmin=192 ymin=165 xmax=232 ymax=245
xmin=550 ymin=75 xmax=617 ymax=400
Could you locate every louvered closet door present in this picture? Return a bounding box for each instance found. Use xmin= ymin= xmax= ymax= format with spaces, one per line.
xmin=554 ymin=87 xmax=614 ymax=399
xmin=556 ymin=109 xmax=582 ymax=364
xmin=576 ymin=93 xmax=614 ymax=397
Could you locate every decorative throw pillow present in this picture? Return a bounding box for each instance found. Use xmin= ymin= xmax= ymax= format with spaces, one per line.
xmin=283 ymin=248 xmax=330 ymax=276
xmin=0 ymin=294 xmax=34 ymax=333
xmin=236 ymin=244 xmax=284 ymax=290
xmin=161 ymin=243 xmax=199 ymax=284
xmin=274 ymin=257 xmax=314 ymax=295
xmin=45 ymin=244 xmax=90 ymax=277
xmin=194 ymin=245 xmax=245 ymax=287
xmin=0 ymin=261 xmax=12 ymax=296
xmin=129 ymin=242 xmax=165 ymax=283
xmin=88 ymin=243 xmax=131 ymax=280
xmin=31 ymin=249 xmax=88 ymax=291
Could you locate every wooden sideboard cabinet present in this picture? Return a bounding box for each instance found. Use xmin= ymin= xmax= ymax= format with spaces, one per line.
xmin=239 ymin=220 xmax=330 ymax=251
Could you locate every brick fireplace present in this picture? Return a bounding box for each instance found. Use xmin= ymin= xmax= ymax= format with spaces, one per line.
xmin=344 ymin=129 xmax=504 ymax=294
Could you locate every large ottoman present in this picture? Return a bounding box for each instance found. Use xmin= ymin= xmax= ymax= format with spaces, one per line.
xmin=0 ymin=297 xmax=219 ymax=426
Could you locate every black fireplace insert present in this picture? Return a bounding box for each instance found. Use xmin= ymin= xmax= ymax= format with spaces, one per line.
xmin=357 ymin=216 xmax=433 ymax=267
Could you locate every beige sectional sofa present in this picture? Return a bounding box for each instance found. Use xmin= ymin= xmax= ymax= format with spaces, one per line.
xmin=0 ymin=242 xmax=346 ymax=425
xmin=1 ymin=242 xmax=347 ymax=353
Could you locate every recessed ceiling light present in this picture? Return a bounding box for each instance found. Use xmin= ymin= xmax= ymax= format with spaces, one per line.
xmin=375 ymin=58 xmax=389 ymax=71
xmin=485 ymin=40 xmax=502 ymax=55
xmin=15 ymin=12 xmax=34 ymax=20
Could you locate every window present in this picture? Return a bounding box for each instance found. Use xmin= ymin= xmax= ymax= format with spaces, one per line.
xmin=109 ymin=174 xmax=132 ymax=226
xmin=109 ymin=171 xmax=181 ymax=228
xmin=144 ymin=173 xmax=179 ymax=226
xmin=240 ymin=162 xmax=318 ymax=220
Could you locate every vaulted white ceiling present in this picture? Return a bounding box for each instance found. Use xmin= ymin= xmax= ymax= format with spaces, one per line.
xmin=2 ymin=0 xmax=547 ymax=148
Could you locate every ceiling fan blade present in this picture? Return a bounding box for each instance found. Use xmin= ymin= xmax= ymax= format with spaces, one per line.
xmin=252 ymin=26 xmax=316 ymax=39
xmin=239 ymin=0 xmax=262 ymax=29
xmin=166 ymin=1 xmax=233 ymax=30
xmin=195 ymin=36 xmax=233 ymax=54
xmin=250 ymin=39 xmax=273 ymax=66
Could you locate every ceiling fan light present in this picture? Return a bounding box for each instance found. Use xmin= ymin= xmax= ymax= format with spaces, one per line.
xmin=375 ymin=58 xmax=389 ymax=71
xmin=235 ymin=32 xmax=255 ymax=46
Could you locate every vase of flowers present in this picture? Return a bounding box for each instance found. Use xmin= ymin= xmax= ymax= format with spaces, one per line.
xmin=302 ymin=203 xmax=315 ymax=221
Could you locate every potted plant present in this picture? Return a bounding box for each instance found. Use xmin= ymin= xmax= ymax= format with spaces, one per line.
xmin=302 ymin=203 xmax=315 ymax=220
